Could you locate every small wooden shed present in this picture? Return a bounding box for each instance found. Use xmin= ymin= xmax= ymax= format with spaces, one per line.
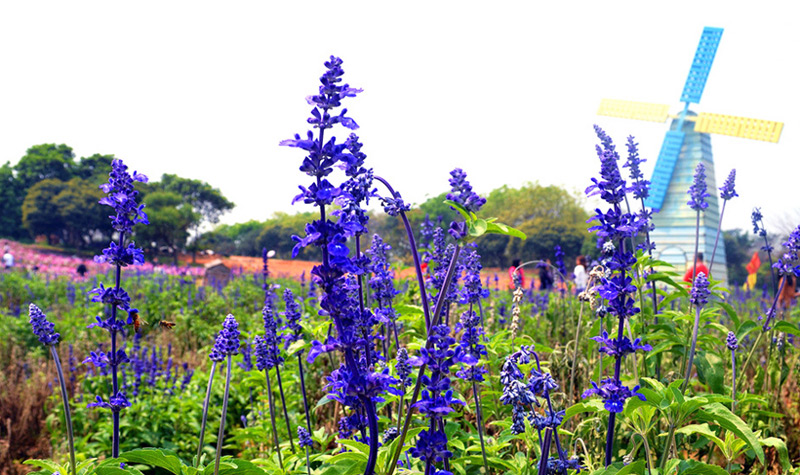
xmin=203 ymin=259 xmax=231 ymax=287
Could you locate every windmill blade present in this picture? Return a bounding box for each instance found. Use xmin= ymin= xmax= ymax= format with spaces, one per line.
xmin=695 ymin=112 xmax=784 ymax=143
xmin=597 ymin=99 xmax=670 ymax=122
xmin=644 ymin=130 xmax=685 ymax=211
xmin=680 ymin=27 xmax=724 ymax=104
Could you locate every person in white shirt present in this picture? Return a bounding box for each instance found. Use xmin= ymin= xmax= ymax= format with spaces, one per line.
xmin=573 ymin=255 xmax=588 ymax=292
xmin=3 ymin=250 xmax=14 ymax=269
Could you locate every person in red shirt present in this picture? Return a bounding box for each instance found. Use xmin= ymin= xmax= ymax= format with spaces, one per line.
xmin=683 ymin=252 xmax=709 ymax=283
xmin=508 ymin=259 xmax=526 ymax=290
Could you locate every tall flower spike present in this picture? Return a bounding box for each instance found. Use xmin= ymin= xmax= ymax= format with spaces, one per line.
xmin=447 ymin=168 xmax=486 ymax=213
xmin=29 ymin=304 xmax=60 ymax=346
xmin=719 ymin=169 xmax=738 ymax=201
xmin=687 ymin=162 xmax=710 ymax=210
xmin=689 ymin=272 xmax=710 ymax=307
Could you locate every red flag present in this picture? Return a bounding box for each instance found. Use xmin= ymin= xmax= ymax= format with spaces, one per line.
xmin=745 ymin=251 xmax=761 ymax=275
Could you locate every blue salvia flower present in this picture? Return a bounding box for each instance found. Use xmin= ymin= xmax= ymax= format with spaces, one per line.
xmin=446 ymin=168 xmax=486 ymax=213
xmin=455 ymin=309 xmax=487 ymax=381
xmin=720 ymin=169 xmax=738 ymax=201
xmin=87 ymin=159 xmax=148 ymax=459
xmin=752 ymin=208 xmax=767 ymax=238
xmin=773 ymin=224 xmax=800 ymax=277
xmin=298 ymin=426 xmax=313 ymax=448
xmin=29 ymin=304 xmax=77 ymax=475
xmin=282 ymin=289 xmax=303 ymax=349
xmin=262 ymin=302 xmax=283 ymax=367
xmin=459 ymin=245 xmax=489 ymax=306
xmin=368 ymin=234 xmax=399 ymax=325
xmin=237 ymin=339 xmax=253 ymax=372
xmin=396 ymin=347 xmax=412 ymax=388
xmin=726 ymin=331 xmax=739 ymax=351
xmin=584 ymin=127 xmax=649 ymax=467
xmin=682 ymin=272 xmax=710 ymax=392
xmin=501 ymin=346 xmax=581 ymax=472
xmin=284 ymin=57 xmax=389 ymax=474
xmin=408 ymin=325 xmax=464 ymax=473
xmin=29 ymin=303 xmax=60 ymax=346
xmin=689 ymin=272 xmax=710 ymax=307
xmin=687 ymin=162 xmax=710 ymax=210
xmin=624 ymin=135 xmax=649 ymax=201
xmin=213 ymin=315 xmax=241 ymax=358
xmin=554 ymin=245 xmax=566 ymax=282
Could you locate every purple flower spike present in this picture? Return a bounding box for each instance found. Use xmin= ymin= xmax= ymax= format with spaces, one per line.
xmin=29 ymin=304 xmax=60 ymax=346
xmin=687 ymin=162 xmax=710 ymax=211
xmin=726 ymin=331 xmax=739 ymax=351
xmin=719 ymin=169 xmax=738 ymax=201
xmin=446 ymin=168 xmax=486 ymax=213
xmin=690 ymin=272 xmax=710 ymax=307
xmin=209 ymin=315 xmax=240 ymax=361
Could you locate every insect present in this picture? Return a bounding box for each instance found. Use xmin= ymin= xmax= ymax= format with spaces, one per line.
xmin=130 ymin=308 xmax=147 ymax=333
xmin=158 ymin=320 xmax=176 ymax=330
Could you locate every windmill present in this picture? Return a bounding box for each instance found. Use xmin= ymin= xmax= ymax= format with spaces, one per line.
xmin=597 ymin=27 xmax=784 ymax=284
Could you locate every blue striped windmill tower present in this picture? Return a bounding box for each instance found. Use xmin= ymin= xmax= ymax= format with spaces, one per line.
xmin=598 ymin=27 xmax=784 ymax=283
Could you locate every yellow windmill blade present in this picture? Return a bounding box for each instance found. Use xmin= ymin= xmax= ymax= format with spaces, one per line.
xmin=597 ymin=99 xmax=671 ymax=123
xmin=695 ymin=112 xmax=784 ymax=143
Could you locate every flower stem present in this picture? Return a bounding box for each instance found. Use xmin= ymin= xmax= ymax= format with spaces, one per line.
xmin=709 ymin=200 xmax=727 ymax=278
xmin=539 ymin=427 xmax=553 ymax=475
xmin=265 ymin=368 xmax=283 ymax=467
xmin=731 ymin=349 xmax=737 ymax=414
xmin=213 ymin=355 xmax=233 ymax=475
xmin=374 ymin=175 xmax=432 ymax=331
xmin=681 ymin=305 xmax=703 ymax=394
xmin=568 ymin=302 xmax=585 ymax=403
xmin=385 ymin=244 xmax=462 ymax=475
xmin=471 ymin=379 xmax=489 ymax=473
xmin=274 ymin=365 xmax=295 ymax=452
xmin=51 ymin=346 xmax=76 ymax=475
xmin=196 ymin=361 xmax=217 ymax=467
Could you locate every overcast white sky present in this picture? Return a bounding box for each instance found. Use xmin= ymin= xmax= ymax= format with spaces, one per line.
xmin=1 ymin=1 xmax=798 ymax=234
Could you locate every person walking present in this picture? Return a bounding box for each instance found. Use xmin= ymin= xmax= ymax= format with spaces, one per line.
xmin=574 ymin=255 xmax=588 ymax=292
xmin=508 ymin=259 xmax=526 ymax=290
xmin=3 ymin=246 xmax=13 ymax=269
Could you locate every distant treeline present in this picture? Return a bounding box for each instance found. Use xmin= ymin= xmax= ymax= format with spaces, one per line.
xmin=1 ymin=144 xmax=233 ymax=264
xmin=199 ymin=183 xmax=596 ymax=268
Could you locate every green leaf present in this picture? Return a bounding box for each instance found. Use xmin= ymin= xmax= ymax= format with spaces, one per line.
xmin=565 ymin=399 xmax=605 ymax=419
xmin=694 ymin=403 xmax=765 ymax=464
xmin=469 ymin=218 xmax=488 ymax=237
xmin=443 ymin=199 xmax=470 ymax=221
xmin=485 ymin=221 xmax=527 ymax=239
xmin=314 ymin=395 xmax=333 ymax=411
xmin=22 ymin=460 xmax=64 ymax=473
xmin=760 ymin=437 xmax=791 ymax=471
xmin=286 ymin=339 xmax=306 ymax=356
xmin=694 ymin=352 xmax=725 ymax=394
xmin=118 ymin=448 xmax=185 ymax=475
xmin=676 ymin=423 xmax=725 ymax=452
xmin=678 ymin=459 xmax=730 ymax=475
xmin=773 ymin=321 xmax=799 ymax=336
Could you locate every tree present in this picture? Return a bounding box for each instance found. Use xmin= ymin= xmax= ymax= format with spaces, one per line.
xmin=21 ymin=179 xmax=67 ymax=244
xmin=54 ymin=178 xmax=108 ymax=247
xmin=75 ymin=154 xmax=115 ymax=182
xmin=14 ymin=144 xmax=76 ymax=190
xmin=724 ymin=229 xmax=756 ymax=286
xmin=135 ymin=191 xmax=198 ymax=265
xmin=0 ymin=162 xmax=25 ymax=239
xmin=158 ymin=174 xmax=234 ymax=262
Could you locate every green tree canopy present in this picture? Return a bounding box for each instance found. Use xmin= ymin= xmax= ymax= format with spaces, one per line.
xmin=0 ymin=162 xmax=25 ymax=239
xmin=21 ymin=179 xmax=67 ymax=244
xmin=135 ymin=191 xmax=199 ymax=265
xmin=14 ymin=144 xmax=76 ymax=190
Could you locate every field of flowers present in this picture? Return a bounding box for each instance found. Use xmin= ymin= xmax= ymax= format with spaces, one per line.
xmin=2 ymin=56 xmax=799 ymax=475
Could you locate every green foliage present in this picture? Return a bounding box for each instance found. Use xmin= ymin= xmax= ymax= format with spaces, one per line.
xmin=135 ymin=191 xmax=200 ymax=263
